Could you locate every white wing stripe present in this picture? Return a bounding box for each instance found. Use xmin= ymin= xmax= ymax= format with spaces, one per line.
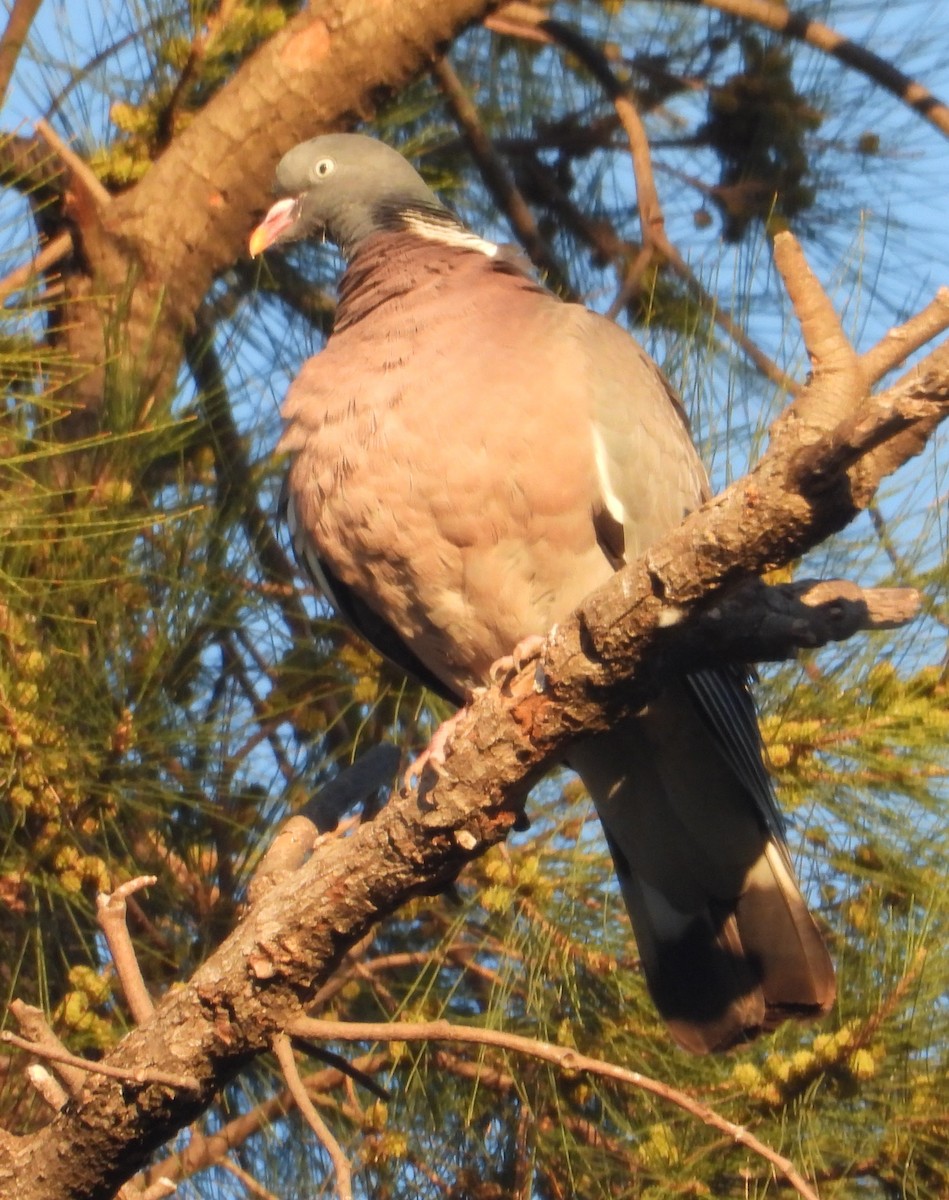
xmin=591 ymin=425 xmax=628 ymax=528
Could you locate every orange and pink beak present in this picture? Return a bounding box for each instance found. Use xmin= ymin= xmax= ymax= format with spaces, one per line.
xmin=248 ymin=197 xmax=300 ymax=257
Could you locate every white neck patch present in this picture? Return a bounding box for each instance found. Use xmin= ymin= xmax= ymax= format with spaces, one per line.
xmin=402 ymin=212 xmax=499 ymax=258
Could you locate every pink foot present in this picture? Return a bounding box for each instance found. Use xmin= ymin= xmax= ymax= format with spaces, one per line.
xmin=403 ymin=707 xmax=469 ymax=791
xmin=489 ymin=634 xmax=546 ymax=689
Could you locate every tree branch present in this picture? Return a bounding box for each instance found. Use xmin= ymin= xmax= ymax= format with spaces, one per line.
xmin=289 ymin=1016 xmax=821 ymax=1200
xmin=0 ymin=230 xmax=72 ymax=305
xmin=8 ymin=1001 xmax=86 ymax=1097
xmin=0 ymin=0 xmax=43 ymax=110
xmin=34 ymin=118 xmax=112 ymax=212
xmin=272 ymin=1034 xmax=354 ymax=1200
xmin=861 ymin=288 xmax=949 ymax=383
xmin=0 ymin=1032 xmax=200 ymax=1093
xmin=97 ymin=877 xmax=159 ymax=1025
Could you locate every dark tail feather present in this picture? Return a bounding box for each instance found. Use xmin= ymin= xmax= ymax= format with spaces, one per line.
xmin=569 ymin=686 xmax=834 ymax=1055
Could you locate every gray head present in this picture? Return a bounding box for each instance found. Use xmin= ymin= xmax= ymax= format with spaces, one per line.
xmin=249 ymin=133 xmax=455 ymax=259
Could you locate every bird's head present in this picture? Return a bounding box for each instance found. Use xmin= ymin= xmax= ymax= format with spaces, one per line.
xmin=248 ymin=133 xmax=453 ymax=259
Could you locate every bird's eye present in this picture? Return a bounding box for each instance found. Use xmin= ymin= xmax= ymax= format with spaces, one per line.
xmin=313 ymin=158 xmax=336 ymax=179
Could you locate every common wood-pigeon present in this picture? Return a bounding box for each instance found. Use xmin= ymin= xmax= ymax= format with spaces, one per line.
xmin=250 ymin=133 xmax=835 ymax=1054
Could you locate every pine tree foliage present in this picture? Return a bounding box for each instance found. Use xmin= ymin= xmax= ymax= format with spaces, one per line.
xmin=0 ymin=1 xmax=946 ymax=1196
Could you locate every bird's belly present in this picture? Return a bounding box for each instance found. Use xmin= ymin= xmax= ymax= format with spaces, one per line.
xmin=312 ymin=469 xmax=605 ymax=695
xmin=289 ymin=374 xmax=608 ymax=695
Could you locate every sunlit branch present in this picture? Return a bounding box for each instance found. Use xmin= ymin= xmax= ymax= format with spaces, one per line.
xmin=0 ymin=1030 xmax=200 ymax=1092
xmin=142 ymin=1054 xmax=390 ymax=1194
xmin=25 ymin=1065 xmax=68 ymax=1113
xmin=9 ymin=1001 xmax=86 ymax=1097
xmin=862 ymin=288 xmax=949 ymax=383
xmin=0 ymin=230 xmax=71 ymax=305
xmin=137 ymin=1178 xmax=177 ymax=1200
xmin=34 ymin=118 xmax=111 ymax=212
xmin=97 ymin=876 xmax=159 ymax=1025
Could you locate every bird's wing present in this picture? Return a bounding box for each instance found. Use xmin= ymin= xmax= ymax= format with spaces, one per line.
xmin=282 ymin=482 xmax=460 ymax=703
xmin=567 ymin=308 xmax=833 ymax=1052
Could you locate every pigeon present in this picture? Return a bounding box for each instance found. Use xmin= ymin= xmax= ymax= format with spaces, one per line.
xmin=249 ymin=133 xmax=835 ymax=1053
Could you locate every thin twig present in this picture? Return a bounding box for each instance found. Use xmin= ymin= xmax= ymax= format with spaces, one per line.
xmin=10 ymin=1000 xmax=86 ymax=1096
xmin=217 ymin=1157 xmax=280 ymax=1200
xmin=144 ymin=1053 xmax=391 ymax=1190
xmin=97 ymin=877 xmax=159 ymax=1024
xmin=272 ymin=1033 xmax=354 ymax=1200
xmin=490 ymin=1 xmax=949 ymax=142
xmin=133 ymin=828 xmax=213 ymax=914
xmin=852 ymin=947 xmax=929 ymax=1051
xmin=25 ymin=1065 xmax=69 ymax=1112
xmin=1 ymin=1031 xmax=201 ymax=1092
xmin=138 ymin=1180 xmax=177 ymax=1200
xmin=0 ymin=230 xmax=72 ymax=305
xmin=855 ymin=333 xmax=949 ymax=492
xmin=862 ymin=287 xmax=949 ymax=383
xmin=34 ymin=117 xmax=112 ymax=210
xmin=553 ymin=15 xmax=799 ymax=391
xmin=289 ymin=1017 xmax=822 ymax=1200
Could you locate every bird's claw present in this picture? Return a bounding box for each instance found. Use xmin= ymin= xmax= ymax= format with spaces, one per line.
xmin=402 ymin=709 xmax=466 ymax=792
xmin=489 ymin=634 xmax=547 ymax=689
